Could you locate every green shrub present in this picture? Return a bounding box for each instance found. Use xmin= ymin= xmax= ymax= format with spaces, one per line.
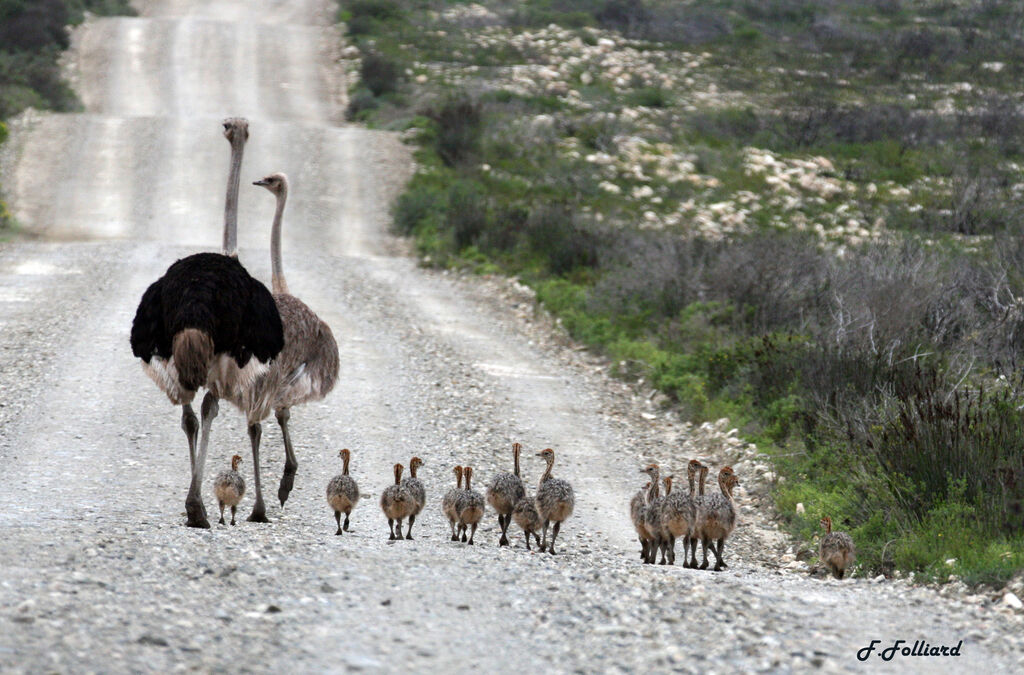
xmin=360 ymin=52 xmax=401 ymax=97
xmin=392 ymin=182 xmax=445 ymax=235
xmin=431 ymin=94 xmax=482 ymax=167
xmin=447 ymin=180 xmax=489 ymax=250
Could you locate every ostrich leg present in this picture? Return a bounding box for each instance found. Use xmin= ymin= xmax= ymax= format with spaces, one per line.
xmin=275 ymin=407 xmax=298 ymax=507
xmin=185 ymin=394 xmax=218 ymax=528
xmin=182 ymin=402 xmax=209 ymax=528
xmin=247 ymin=422 xmax=270 ymax=522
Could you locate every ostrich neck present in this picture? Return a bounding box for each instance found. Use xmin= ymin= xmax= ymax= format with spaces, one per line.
xmin=270 ymin=187 xmax=289 ymax=294
xmin=223 ymin=136 xmax=245 ymax=257
xmin=409 ymin=462 xmax=418 ymax=478
xmin=394 ymin=467 xmax=402 ymax=485
xmin=540 ymin=458 xmax=554 ymax=484
xmin=646 ymin=474 xmax=659 ymax=502
xmin=719 ymin=477 xmax=735 ymax=506
xmin=464 ymin=471 xmax=472 ymax=490
xmin=456 ymin=472 xmax=463 ymax=489
xmin=687 ymin=473 xmax=695 ymax=496
xmin=342 ymin=456 xmax=349 ymax=476
xmin=513 ymin=449 xmax=520 ymax=477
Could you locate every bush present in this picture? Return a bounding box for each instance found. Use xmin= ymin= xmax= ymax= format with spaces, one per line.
xmin=392 ymin=182 xmax=445 ymax=235
xmin=430 ymin=95 xmax=482 ymax=167
xmin=446 ymin=181 xmax=489 ymax=249
xmin=0 ymin=0 xmax=69 ymax=52
xmin=525 ymin=204 xmax=602 ymax=275
xmin=360 ymin=52 xmax=400 ymax=97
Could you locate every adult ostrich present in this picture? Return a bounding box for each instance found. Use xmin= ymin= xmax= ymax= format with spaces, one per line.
xmin=130 ymin=118 xmax=284 ymax=528
xmin=248 ymin=172 xmax=339 ymax=509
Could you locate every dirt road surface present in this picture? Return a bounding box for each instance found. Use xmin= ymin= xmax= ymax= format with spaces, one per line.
xmin=0 ymin=1 xmax=1022 ymax=672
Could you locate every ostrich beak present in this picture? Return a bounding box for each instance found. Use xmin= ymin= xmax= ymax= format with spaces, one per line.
xmin=253 ymin=179 xmax=268 ymax=186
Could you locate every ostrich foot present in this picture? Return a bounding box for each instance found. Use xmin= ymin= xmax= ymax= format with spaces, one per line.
xmin=277 ymin=472 xmax=296 ymax=508
xmin=247 ymin=504 xmax=270 ymax=523
xmin=185 ymin=496 xmax=210 ymax=529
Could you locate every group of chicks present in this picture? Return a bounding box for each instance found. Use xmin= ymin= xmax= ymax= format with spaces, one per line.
xmin=210 ymin=442 xmax=577 ymax=554
xmin=212 ymin=446 xmax=854 ymax=576
xmin=631 ymin=459 xmax=740 ymax=571
xmin=630 ymin=458 xmax=856 ymax=579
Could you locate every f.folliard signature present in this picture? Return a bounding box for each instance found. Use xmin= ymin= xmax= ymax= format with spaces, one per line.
xmin=858 ymin=640 xmax=963 ymax=661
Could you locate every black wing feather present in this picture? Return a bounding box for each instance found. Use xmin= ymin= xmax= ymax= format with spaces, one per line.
xmin=130 ymin=252 xmax=284 ymax=370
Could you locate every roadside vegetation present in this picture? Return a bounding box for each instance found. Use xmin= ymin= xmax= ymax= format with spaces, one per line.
xmin=343 ymin=0 xmax=1024 ymax=586
xmin=0 ymin=0 xmax=135 ymax=233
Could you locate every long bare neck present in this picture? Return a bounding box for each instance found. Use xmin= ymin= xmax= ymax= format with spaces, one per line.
xmin=823 ymin=519 xmax=832 ymax=534
xmin=719 ymin=475 xmax=735 ymax=504
xmin=456 ymin=469 xmax=463 ymax=489
xmin=687 ymin=472 xmax=696 ymax=495
xmin=393 ymin=466 xmax=402 ymax=485
xmin=513 ymin=445 xmax=521 ymax=477
xmin=342 ymin=454 xmax=350 ymax=476
xmin=540 ymin=457 xmax=554 ymax=484
xmin=646 ymin=471 xmax=660 ymax=501
xmin=464 ymin=468 xmax=472 ymax=490
xmin=270 ymin=185 xmax=289 ymax=294
xmin=223 ymin=135 xmax=245 ymax=256
xmin=699 ymin=469 xmax=708 ymax=496
xmin=409 ymin=461 xmax=418 ymax=478
xmin=664 ymin=477 xmax=673 ymax=495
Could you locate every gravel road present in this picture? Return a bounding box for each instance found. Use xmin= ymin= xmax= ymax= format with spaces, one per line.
xmin=1 ymin=1 xmax=1022 ymax=672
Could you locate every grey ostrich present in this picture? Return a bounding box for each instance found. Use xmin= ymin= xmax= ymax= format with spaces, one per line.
xmin=534 ymin=448 xmax=575 ymax=554
xmin=486 ymin=442 xmax=526 ymax=547
xmin=223 ymin=172 xmax=340 ymax=520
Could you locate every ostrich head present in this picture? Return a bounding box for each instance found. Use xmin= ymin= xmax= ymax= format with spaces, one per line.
xmin=409 ymin=456 xmax=423 ymax=477
xmin=719 ymin=466 xmax=739 ymax=491
xmin=464 ymin=466 xmax=473 ymax=485
xmin=687 ymin=459 xmax=702 ymax=480
xmin=453 ymin=465 xmax=463 ymax=486
xmin=339 ymin=448 xmax=350 ymax=461
xmin=820 ymin=516 xmax=833 ymax=533
xmin=536 ymin=448 xmax=555 ymax=464
xmin=253 ymin=172 xmax=288 ymax=195
xmin=230 ymin=454 xmax=243 ymax=471
xmin=222 ymin=117 xmax=249 ymax=143
xmin=641 ymin=463 xmax=660 ymax=480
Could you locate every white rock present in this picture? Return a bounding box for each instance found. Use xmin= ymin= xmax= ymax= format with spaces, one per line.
xmin=872 ymin=575 xmax=886 ymax=584
xmin=795 ymin=503 xmax=805 ymax=515
xmin=1003 ymin=593 xmax=1023 ymax=610
xmin=945 ymin=558 xmax=957 ymax=567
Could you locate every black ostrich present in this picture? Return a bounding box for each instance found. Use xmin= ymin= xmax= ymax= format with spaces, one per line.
xmin=130 ymin=118 xmax=284 ymax=528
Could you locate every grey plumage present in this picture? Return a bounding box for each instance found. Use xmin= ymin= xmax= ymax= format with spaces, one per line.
xmin=512 ymin=494 xmax=543 ymax=551
xmin=442 ymin=466 xmax=464 ymax=541
xmin=486 ymin=442 xmax=526 ymax=546
xmin=400 ymin=457 xmax=426 ymax=539
xmin=213 ymin=454 xmax=246 ymax=526
xmin=658 ymin=459 xmax=703 ymax=567
xmin=819 ymin=517 xmax=855 ymax=579
xmin=456 ymin=466 xmax=485 ymax=545
xmin=693 ymin=466 xmax=740 ymax=572
xmin=326 ymin=449 xmax=359 ymax=535
xmin=237 ymin=173 xmax=340 ymax=514
xmin=534 ymin=448 xmax=574 ymax=555
xmin=629 ymin=483 xmax=650 ymax=561
xmin=381 ymin=463 xmax=411 ymax=540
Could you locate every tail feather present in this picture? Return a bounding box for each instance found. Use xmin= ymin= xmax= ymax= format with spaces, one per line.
xmin=173 ymin=328 xmax=214 ymax=391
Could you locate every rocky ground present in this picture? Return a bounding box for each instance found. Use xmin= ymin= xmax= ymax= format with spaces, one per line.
xmin=0 ymin=0 xmax=1022 ymax=672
